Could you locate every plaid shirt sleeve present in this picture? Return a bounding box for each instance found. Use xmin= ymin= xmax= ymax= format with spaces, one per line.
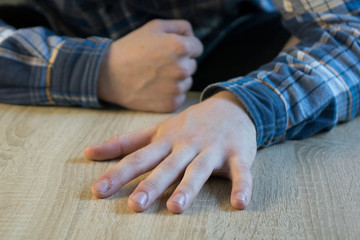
xmin=0 ymin=20 xmax=112 ymax=107
xmin=202 ymin=0 xmax=360 ymax=147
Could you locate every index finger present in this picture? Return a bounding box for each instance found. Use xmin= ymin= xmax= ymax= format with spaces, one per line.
xmin=160 ymin=19 xmax=195 ymax=36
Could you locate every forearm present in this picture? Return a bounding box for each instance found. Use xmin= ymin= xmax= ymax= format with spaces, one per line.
xmin=0 ymin=20 xmax=112 ymax=107
xmin=202 ymin=0 xmax=360 ymax=147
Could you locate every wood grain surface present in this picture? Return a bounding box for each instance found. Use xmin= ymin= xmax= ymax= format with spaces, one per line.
xmin=0 ymin=92 xmax=359 ymax=240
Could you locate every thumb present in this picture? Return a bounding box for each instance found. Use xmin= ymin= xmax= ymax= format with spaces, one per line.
xmin=83 ymin=126 xmax=156 ymax=161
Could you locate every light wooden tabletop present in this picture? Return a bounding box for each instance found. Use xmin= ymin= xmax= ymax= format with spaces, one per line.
xmin=0 ymin=92 xmax=359 ymax=240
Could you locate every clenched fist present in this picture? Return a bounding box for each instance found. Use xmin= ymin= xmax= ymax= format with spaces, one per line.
xmin=97 ymin=19 xmax=204 ymax=112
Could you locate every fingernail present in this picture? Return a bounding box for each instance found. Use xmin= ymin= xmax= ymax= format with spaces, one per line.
xmin=171 ymin=193 xmax=186 ymax=207
xmin=93 ymin=180 xmax=110 ymax=193
xmin=131 ymin=192 xmax=148 ymax=206
xmin=235 ymin=192 xmax=248 ymax=204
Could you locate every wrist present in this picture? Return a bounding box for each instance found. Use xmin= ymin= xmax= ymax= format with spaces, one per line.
xmin=97 ymin=47 xmax=111 ymax=103
xmin=207 ymin=90 xmax=256 ymax=131
xmin=211 ymin=91 xmax=252 ymax=117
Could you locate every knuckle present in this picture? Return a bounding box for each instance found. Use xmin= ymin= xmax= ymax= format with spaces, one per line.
xmin=190 ymin=59 xmax=198 ymax=74
xmin=170 ymin=84 xmax=182 ymax=95
xmin=138 ymin=179 xmax=161 ymax=193
xmin=171 ymin=36 xmax=190 ymax=56
xmin=130 ymin=151 xmax=144 ymax=163
xmin=178 ymin=183 xmax=196 ymax=196
xmin=147 ymin=19 xmax=163 ymax=28
xmin=127 ymin=151 xmax=148 ymax=171
xmin=234 ymin=164 xmax=253 ymax=189
xmin=184 ymin=77 xmax=194 ymax=91
xmin=181 ymin=133 xmax=201 ymax=147
xmin=190 ymin=158 xmax=210 ymax=171
xmin=181 ymin=20 xmax=192 ymax=30
xmin=174 ymin=65 xmax=190 ymax=79
xmin=177 ymin=20 xmax=193 ymax=35
xmin=241 ymin=180 xmax=252 ymax=191
xmin=238 ymin=163 xmax=252 ymax=175
xmin=161 ymin=158 xmax=181 ymax=171
xmin=172 ymin=78 xmax=192 ymax=94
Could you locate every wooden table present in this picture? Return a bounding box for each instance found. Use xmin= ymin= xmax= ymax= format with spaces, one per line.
xmin=1 ymin=92 xmax=359 ymax=240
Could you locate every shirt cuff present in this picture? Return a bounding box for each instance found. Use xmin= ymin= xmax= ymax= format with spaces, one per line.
xmin=48 ymin=36 xmax=112 ymax=107
xmin=201 ymin=77 xmax=288 ymax=147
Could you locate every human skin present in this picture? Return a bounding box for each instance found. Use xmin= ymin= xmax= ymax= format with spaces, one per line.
xmin=88 ymin=24 xmax=298 ymax=213
xmin=84 ymin=91 xmax=257 ymax=213
xmin=97 ymin=19 xmax=204 ymax=112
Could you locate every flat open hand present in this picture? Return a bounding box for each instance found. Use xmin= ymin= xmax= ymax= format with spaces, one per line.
xmin=84 ymin=91 xmax=257 ymax=213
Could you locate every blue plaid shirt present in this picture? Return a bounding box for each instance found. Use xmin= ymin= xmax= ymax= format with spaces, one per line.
xmin=0 ymin=0 xmax=359 ymax=147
